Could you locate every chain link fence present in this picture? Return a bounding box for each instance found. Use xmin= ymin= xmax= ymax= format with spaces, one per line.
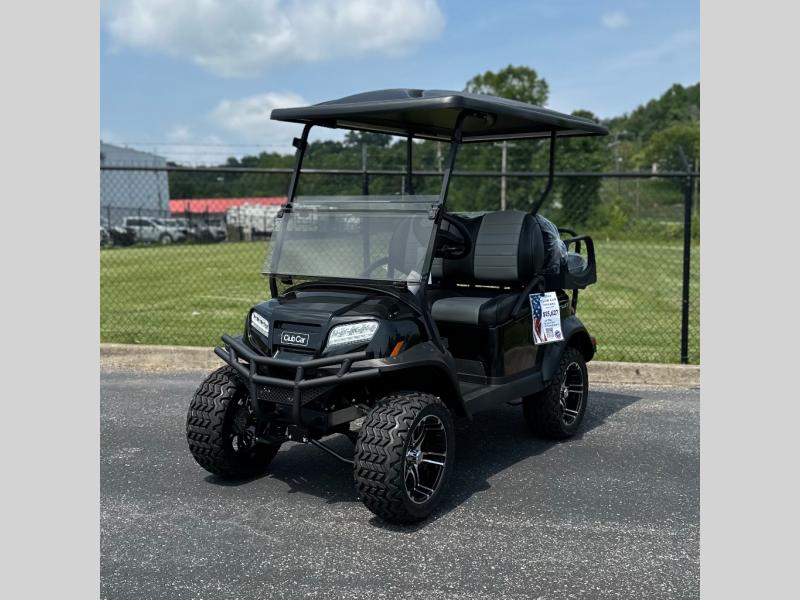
xmin=100 ymin=164 xmax=699 ymax=363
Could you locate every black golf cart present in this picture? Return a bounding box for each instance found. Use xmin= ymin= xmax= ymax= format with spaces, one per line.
xmin=187 ymin=89 xmax=607 ymax=523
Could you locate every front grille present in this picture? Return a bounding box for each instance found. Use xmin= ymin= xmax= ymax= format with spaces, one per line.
xmin=256 ymin=383 xmax=335 ymax=406
xmin=257 ymin=386 xmax=293 ymax=405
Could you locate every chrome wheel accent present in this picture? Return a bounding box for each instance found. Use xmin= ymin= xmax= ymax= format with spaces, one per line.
xmin=559 ymin=362 xmax=585 ymax=426
xmin=404 ymin=414 xmax=447 ymax=504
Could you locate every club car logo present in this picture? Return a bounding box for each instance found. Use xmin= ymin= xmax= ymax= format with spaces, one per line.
xmin=280 ymin=331 xmax=309 ymax=347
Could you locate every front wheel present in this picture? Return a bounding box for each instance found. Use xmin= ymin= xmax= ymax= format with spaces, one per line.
xmin=159 ymin=233 xmax=173 ymax=244
xmin=523 ymin=346 xmax=589 ymax=439
xmin=354 ymin=392 xmax=454 ymax=524
xmin=186 ymin=366 xmax=280 ymax=479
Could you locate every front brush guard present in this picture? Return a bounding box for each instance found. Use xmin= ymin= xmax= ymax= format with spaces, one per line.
xmin=214 ymin=335 xmax=380 ymax=428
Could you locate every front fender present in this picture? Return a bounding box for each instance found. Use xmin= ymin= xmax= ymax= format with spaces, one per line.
xmin=364 ymin=341 xmax=467 ymax=417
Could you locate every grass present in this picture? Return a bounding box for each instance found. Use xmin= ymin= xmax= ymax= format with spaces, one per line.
xmin=100 ymin=239 xmax=699 ymax=363
xmin=579 ymin=239 xmax=699 ymax=363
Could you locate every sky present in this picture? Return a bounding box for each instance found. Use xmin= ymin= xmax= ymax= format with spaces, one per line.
xmin=100 ymin=0 xmax=699 ymax=164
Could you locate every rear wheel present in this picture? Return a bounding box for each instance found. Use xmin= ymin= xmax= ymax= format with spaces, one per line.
xmin=186 ymin=366 xmax=280 ymax=479
xmin=523 ymin=346 xmax=588 ymax=439
xmin=354 ymin=392 xmax=454 ymax=524
xmin=159 ymin=233 xmax=173 ymax=244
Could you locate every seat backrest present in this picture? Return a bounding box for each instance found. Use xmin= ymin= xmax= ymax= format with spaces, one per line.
xmin=432 ymin=210 xmax=544 ymax=286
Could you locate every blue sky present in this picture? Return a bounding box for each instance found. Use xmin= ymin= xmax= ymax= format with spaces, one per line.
xmin=100 ymin=0 xmax=699 ymax=163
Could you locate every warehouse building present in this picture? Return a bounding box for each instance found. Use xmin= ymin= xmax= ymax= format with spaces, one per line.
xmin=100 ymin=142 xmax=170 ymax=224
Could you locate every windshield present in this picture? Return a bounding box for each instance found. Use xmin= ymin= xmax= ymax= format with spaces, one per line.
xmin=264 ymin=195 xmax=440 ymax=284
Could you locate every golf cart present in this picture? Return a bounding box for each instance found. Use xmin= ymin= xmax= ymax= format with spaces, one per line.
xmin=186 ymin=89 xmax=606 ymax=523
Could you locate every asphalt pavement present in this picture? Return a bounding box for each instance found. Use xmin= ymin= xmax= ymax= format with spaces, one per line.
xmin=101 ymin=370 xmax=699 ymax=600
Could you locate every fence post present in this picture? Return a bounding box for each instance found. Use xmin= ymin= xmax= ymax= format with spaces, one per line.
xmin=679 ymin=153 xmax=694 ymax=364
xmin=361 ymin=143 xmax=369 ymax=195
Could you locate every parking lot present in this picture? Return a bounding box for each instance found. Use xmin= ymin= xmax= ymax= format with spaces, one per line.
xmin=101 ymin=371 xmax=699 ymax=599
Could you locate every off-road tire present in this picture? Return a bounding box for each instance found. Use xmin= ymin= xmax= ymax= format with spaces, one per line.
xmin=354 ymin=392 xmax=454 ymax=524
xmin=523 ymin=346 xmax=588 ymax=439
xmin=186 ymin=366 xmax=279 ymax=479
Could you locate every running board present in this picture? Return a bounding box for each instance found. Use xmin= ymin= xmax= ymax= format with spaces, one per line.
xmin=459 ymin=369 xmax=544 ymax=416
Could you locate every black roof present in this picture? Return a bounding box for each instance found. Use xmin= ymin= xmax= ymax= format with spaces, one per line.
xmin=271 ymin=89 xmax=607 ymax=142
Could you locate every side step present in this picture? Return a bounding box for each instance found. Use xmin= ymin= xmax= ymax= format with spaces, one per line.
xmin=458 ymin=369 xmax=544 ymax=416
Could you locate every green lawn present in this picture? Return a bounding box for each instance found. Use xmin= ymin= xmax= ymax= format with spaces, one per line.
xmin=101 ymin=239 xmax=699 ymax=363
xmin=579 ymin=239 xmax=699 ymax=363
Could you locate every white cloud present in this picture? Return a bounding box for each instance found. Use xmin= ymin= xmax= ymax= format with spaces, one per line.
xmin=601 ymin=10 xmax=630 ymax=30
xmin=122 ymin=127 xmax=235 ymax=165
xmin=133 ymin=92 xmax=344 ymax=165
xmin=211 ymin=91 xmax=345 ymax=147
xmin=103 ymin=0 xmax=445 ymax=77
xmin=210 ymin=92 xmax=307 ymax=145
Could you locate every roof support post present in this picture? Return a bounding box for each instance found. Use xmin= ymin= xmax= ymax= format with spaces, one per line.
xmin=270 ymin=122 xmax=312 ymax=298
xmin=286 ymin=123 xmax=313 ymax=204
xmin=531 ymin=131 xmax=557 ymax=215
xmin=438 ymin=111 xmax=468 ymax=211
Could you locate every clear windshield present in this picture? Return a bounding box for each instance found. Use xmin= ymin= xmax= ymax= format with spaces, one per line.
xmin=264 ymin=195 xmax=440 ymax=283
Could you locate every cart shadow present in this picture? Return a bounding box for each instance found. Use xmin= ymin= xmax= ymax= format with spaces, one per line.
xmin=205 ymin=390 xmax=640 ymax=528
xmin=373 ymin=389 xmax=642 ymax=531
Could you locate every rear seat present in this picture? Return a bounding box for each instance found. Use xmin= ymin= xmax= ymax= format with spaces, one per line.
xmin=429 ymin=210 xmax=544 ymax=326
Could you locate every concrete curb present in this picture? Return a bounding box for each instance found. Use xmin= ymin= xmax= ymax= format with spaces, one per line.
xmin=100 ymin=343 xmax=699 ymax=387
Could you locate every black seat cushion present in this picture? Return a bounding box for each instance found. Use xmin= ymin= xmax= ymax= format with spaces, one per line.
xmin=429 ymin=288 xmax=520 ymax=326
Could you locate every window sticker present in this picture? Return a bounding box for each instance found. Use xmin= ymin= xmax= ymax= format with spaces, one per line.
xmin=530 ymin=292 xmax=563 ymax=345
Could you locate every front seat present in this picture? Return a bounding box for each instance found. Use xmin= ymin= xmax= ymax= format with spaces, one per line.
xmin=429 ymin=210 xmax=544 ymax=326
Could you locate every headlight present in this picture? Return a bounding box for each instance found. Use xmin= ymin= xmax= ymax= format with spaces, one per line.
xmin=325 ymin=320 xmax=379 ymax=350
xmin=250 ymin=312 xmax=270 ymax=338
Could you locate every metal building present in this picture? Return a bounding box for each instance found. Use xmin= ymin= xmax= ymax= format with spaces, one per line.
xmin=100 ymin=142 xmax=170 ymax=224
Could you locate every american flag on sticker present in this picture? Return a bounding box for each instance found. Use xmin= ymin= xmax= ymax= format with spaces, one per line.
xmin=531 ymin=294 xmax=543 ymax=342
xmin=530 ymin=292 xmax=562 ymax=344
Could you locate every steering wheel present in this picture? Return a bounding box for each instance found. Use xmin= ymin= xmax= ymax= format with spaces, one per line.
xmin=435 ymin=213 xmax=472 ymax=260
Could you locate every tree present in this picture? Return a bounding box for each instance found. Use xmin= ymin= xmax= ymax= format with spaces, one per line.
xmin=458 ymin=66 xmax=551 ymax=210
xmin=344 ymin=131 xmax=391 ymax=148
xmin=609 ymin=83 xmax=699 ymax=143
xmin=554 ymin=110 xmax=607 ymax=225
xmin=638 ymin=122 xmax=700 ymax=172
xmin=465 ymin=64 xmax=549 ymax=105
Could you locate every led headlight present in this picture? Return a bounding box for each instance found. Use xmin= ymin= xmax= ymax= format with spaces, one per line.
xmin=325 ymin=320 xmax=379 ymax=349
xmin=250 ymin=311 xmax=270 ymax=338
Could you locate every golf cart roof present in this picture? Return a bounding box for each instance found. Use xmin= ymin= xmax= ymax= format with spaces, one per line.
xmin=271 ymin=89 xmax=608 ymax=142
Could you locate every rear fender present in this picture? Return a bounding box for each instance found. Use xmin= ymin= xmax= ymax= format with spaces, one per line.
xmin=540 ymin=315 xmax=594 ymax=383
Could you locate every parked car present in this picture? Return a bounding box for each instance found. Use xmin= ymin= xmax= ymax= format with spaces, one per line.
xmin=121 ymin=216 xmax=186 ymax=244
xmin=100 ymin=219 xmax=110 ymax=247
xmin=159 ymin=218 xmax=192 ymax=238
xmin=101 ymin=217 xmax=136 ymax=247
xmin=192 ymin=218 xmax=226 ymax=243
xmin=171 ymin=216 xmax=226 ymax=243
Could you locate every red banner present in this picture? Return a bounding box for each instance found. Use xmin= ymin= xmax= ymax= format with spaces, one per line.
xmin=169 ymin=197 xmax=287 ymax=214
